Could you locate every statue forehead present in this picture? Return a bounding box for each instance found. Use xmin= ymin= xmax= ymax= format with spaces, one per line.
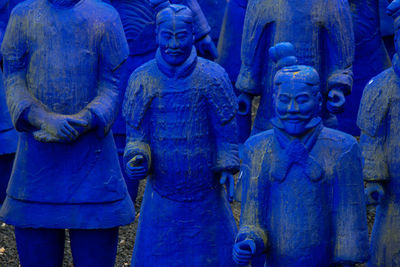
xmin=156 ymin=5 xmax=193 ymax=31
xmin=276 ymin=80 xmax=315 ymax=96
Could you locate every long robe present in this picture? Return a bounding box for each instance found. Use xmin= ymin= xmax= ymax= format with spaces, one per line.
xmin=0 ymin=0 xmax=134 ymax=228
xmin=357 ymin=54 xmax=400 ymax=267
xmin=238 ymin=121 xmax=369 ymax=266
xmin=123 ymin=48 xmax=239 ymax=266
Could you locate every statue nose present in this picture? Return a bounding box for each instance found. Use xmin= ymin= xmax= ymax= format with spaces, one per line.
xmin=288 ymin=100 xmax=299 ymax=113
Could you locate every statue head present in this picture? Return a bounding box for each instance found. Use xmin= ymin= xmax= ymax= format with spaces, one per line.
xmin=271 ymin=42 xmax=322 ymax=136
xmin=156 ymin=4 xmax=194 ymax=66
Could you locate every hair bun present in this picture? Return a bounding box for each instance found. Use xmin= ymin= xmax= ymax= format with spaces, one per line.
xmin=269 ymin=42 xmax=298 ymax=70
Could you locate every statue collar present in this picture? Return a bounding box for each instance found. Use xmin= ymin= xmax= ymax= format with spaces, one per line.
xmin=156 ymin=47 xmax=197 ymax=79
xmin=393 ymin=53 xmax=400 ymax=77
xmin=268 ymin=117 xmax=324 ymax=183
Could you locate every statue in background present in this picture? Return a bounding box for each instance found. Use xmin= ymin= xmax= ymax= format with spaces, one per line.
xmin=337 ymin=0 xmax=391 ymax=135
xmin=233 ymin=42 xmax=369 ymax=267
xmin=123 ymin=5 xmax=239 ymax=266
xmin=358 ymin=1 xmax=400 ymax=265
xmin=0 ymin=0 xmax=134 ymax=265
xmin=236 ymin=0 xmax=354 ymax=137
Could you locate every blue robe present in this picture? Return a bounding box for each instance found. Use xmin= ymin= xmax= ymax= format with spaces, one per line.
xmin=358 ymin=54 xmax=400 ymax=267
xmin=0 ymin=0 xmax=134 ymax=228
xmin=238 ymin=120 xmax=369 ymax=266
xmin=123 ymin=48 xmax=239 ymax=266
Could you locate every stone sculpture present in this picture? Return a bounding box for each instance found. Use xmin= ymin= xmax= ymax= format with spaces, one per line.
xmin=109 ymin=0 xmax=217 ymax=203
xmin=0 ymin=0 xmax=18 ymax=205
xmin=233 ymin=42 xmax=369 ymax=267
xmin=123 ymin=5 xmax=239 ymax=266
xmin=0 ymin=0 xmax=135 ymax=265
xmin=236 ymin=0 xmax=354 ymax=137
xmin=358 ymin=1 xmax=400 ymax=265
xmin=337 ymin=0 xmax=391 ymax=135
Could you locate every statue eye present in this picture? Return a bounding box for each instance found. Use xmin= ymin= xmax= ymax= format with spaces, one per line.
xmin=296 ymin=95 xmax=310 ymax=104
xmin=278 ymin=95 xmax=290 ymax=104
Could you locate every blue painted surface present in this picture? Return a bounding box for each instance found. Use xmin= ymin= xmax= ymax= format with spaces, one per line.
xmin=236 ymin=0 xmax=354 ymax=136
xmin=234 ymin=43 xmax=369 ymax=266
xmin=0 ymin=0 xmax=135 ymax=264
xmin=110 ymin=0 xmax=217 ymax=202
xmin=358 ymin=3 xmax=400 ymax=264
xmin=15 ymin=227 xmax=119 ymax=267
xmin=123 ymin=5 xmax=239 ymax=266
xmin=337 ymin=0 xmax=391 ymax=136
xmin=0 ymin=0 xmax=19 ymax=204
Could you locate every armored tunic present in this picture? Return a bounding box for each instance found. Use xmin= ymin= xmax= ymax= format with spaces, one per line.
xmin=237 ymin=0 xmax=354 ymax=133
xmin=238 ymin=121 xmax=369 ymax=266
xmin=0 ymin=0 xmax=134 ymax=228
xmin=123 ymin=48 xmax=239 ymax=266
xmin=357 ymin=54 xmax=400 ymax=266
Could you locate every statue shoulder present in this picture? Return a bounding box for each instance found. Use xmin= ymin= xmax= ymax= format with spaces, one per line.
xmin=243 ymin=130 xmax=274 ymax=154
xmin=317 ymin=127 xmax=359 ymax=154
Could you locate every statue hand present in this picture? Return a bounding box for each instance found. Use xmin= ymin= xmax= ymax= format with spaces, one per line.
xmin=70 ymin=109 xmax=93 ymax=135
xmin=220 ymin=171 xmax=234 ymax=202
xmin=365 ymin=182 xmax=384 ymax=206
xmin=327 ymin=89 xmax=345 ymax=114
xmin=126 ymin=154 xmax=148 ymax=180
xmin=195 ymin=34 xmax=218 ymax=60
xmin=237 ymin=93 xmax=253 ymax=116
xmin=39 ymin=113 xmax=88 ymax=142
xmin=232 ymin=239 xmax=256 ymax=266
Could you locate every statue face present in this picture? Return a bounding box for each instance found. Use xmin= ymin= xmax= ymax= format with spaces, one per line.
xmin=157 ymin=17 xmax=194 ymax=66
xmin=274 ymin=79 xmax=320 ymax=136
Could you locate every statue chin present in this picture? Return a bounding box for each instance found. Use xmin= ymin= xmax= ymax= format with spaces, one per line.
xmin=281 ymin=121 xmax=307 ymax=136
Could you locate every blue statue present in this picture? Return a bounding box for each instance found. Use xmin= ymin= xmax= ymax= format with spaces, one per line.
xmin=0 ymin=0 xmax=135 ymax=265
xmin=216 ymin=0 xmax=250 ymax=143
xmin=123 ymin=5 xmax=239 ymax=266
xmin=0 ymin=0 xmax=18 ymax=205
xmin=337 ymin=0 xmax=392 ymax=135
xmin=233 ymin=43 xmax=369 ymax=267
xmin=358 ymin=1 xmax=400 ymax=265
xmin=109 ymin=0 xmax=217 ymax=203
xmin=0 ymin=70 xmax=17 ymax=204
xmin=236 ymin=0 xmax=354 ymax=137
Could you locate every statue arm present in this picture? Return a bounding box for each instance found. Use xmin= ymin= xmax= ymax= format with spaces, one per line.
xmin=324 ymin=0 xmax=355 ymax=97
xmin=85 ymin=13 xmax=129 ymax=137
xmin=332 ymin=142 xmax=370 ymax=264
xmin=236 ymin=6 xmax=273 ymax=96
xmin=207 ymin=68 xmax=240 ymax=173
xmin=122 ymin=68 xmax=153 ymax=178
xmin=236 ymin=140 xmax=268 ymax=255
xmin=1 ymin=9 xmax=46 ymax=132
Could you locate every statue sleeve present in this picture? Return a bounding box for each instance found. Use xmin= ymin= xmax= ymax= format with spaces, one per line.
xmin=357 ymin=73 xmax=391 ymax=182
xmin=236 ymin=1 xmax=272 ymax=95
xmin=236 ymin=139 xmax=268 ymax=255
xmin=1 ymin=8 xmax=43 ymax=132
xmin=332 ymin=142 xmax=369 ymax=264
xmin=207 ymin=66 xmax=240 ymax=173
xmin=85 ymin=12 xmax=129 ymax=137
xmin=324 ymin=0 xmax=354 ymax=96
xmin=122 ymin=69 xmax=152 ymax=170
